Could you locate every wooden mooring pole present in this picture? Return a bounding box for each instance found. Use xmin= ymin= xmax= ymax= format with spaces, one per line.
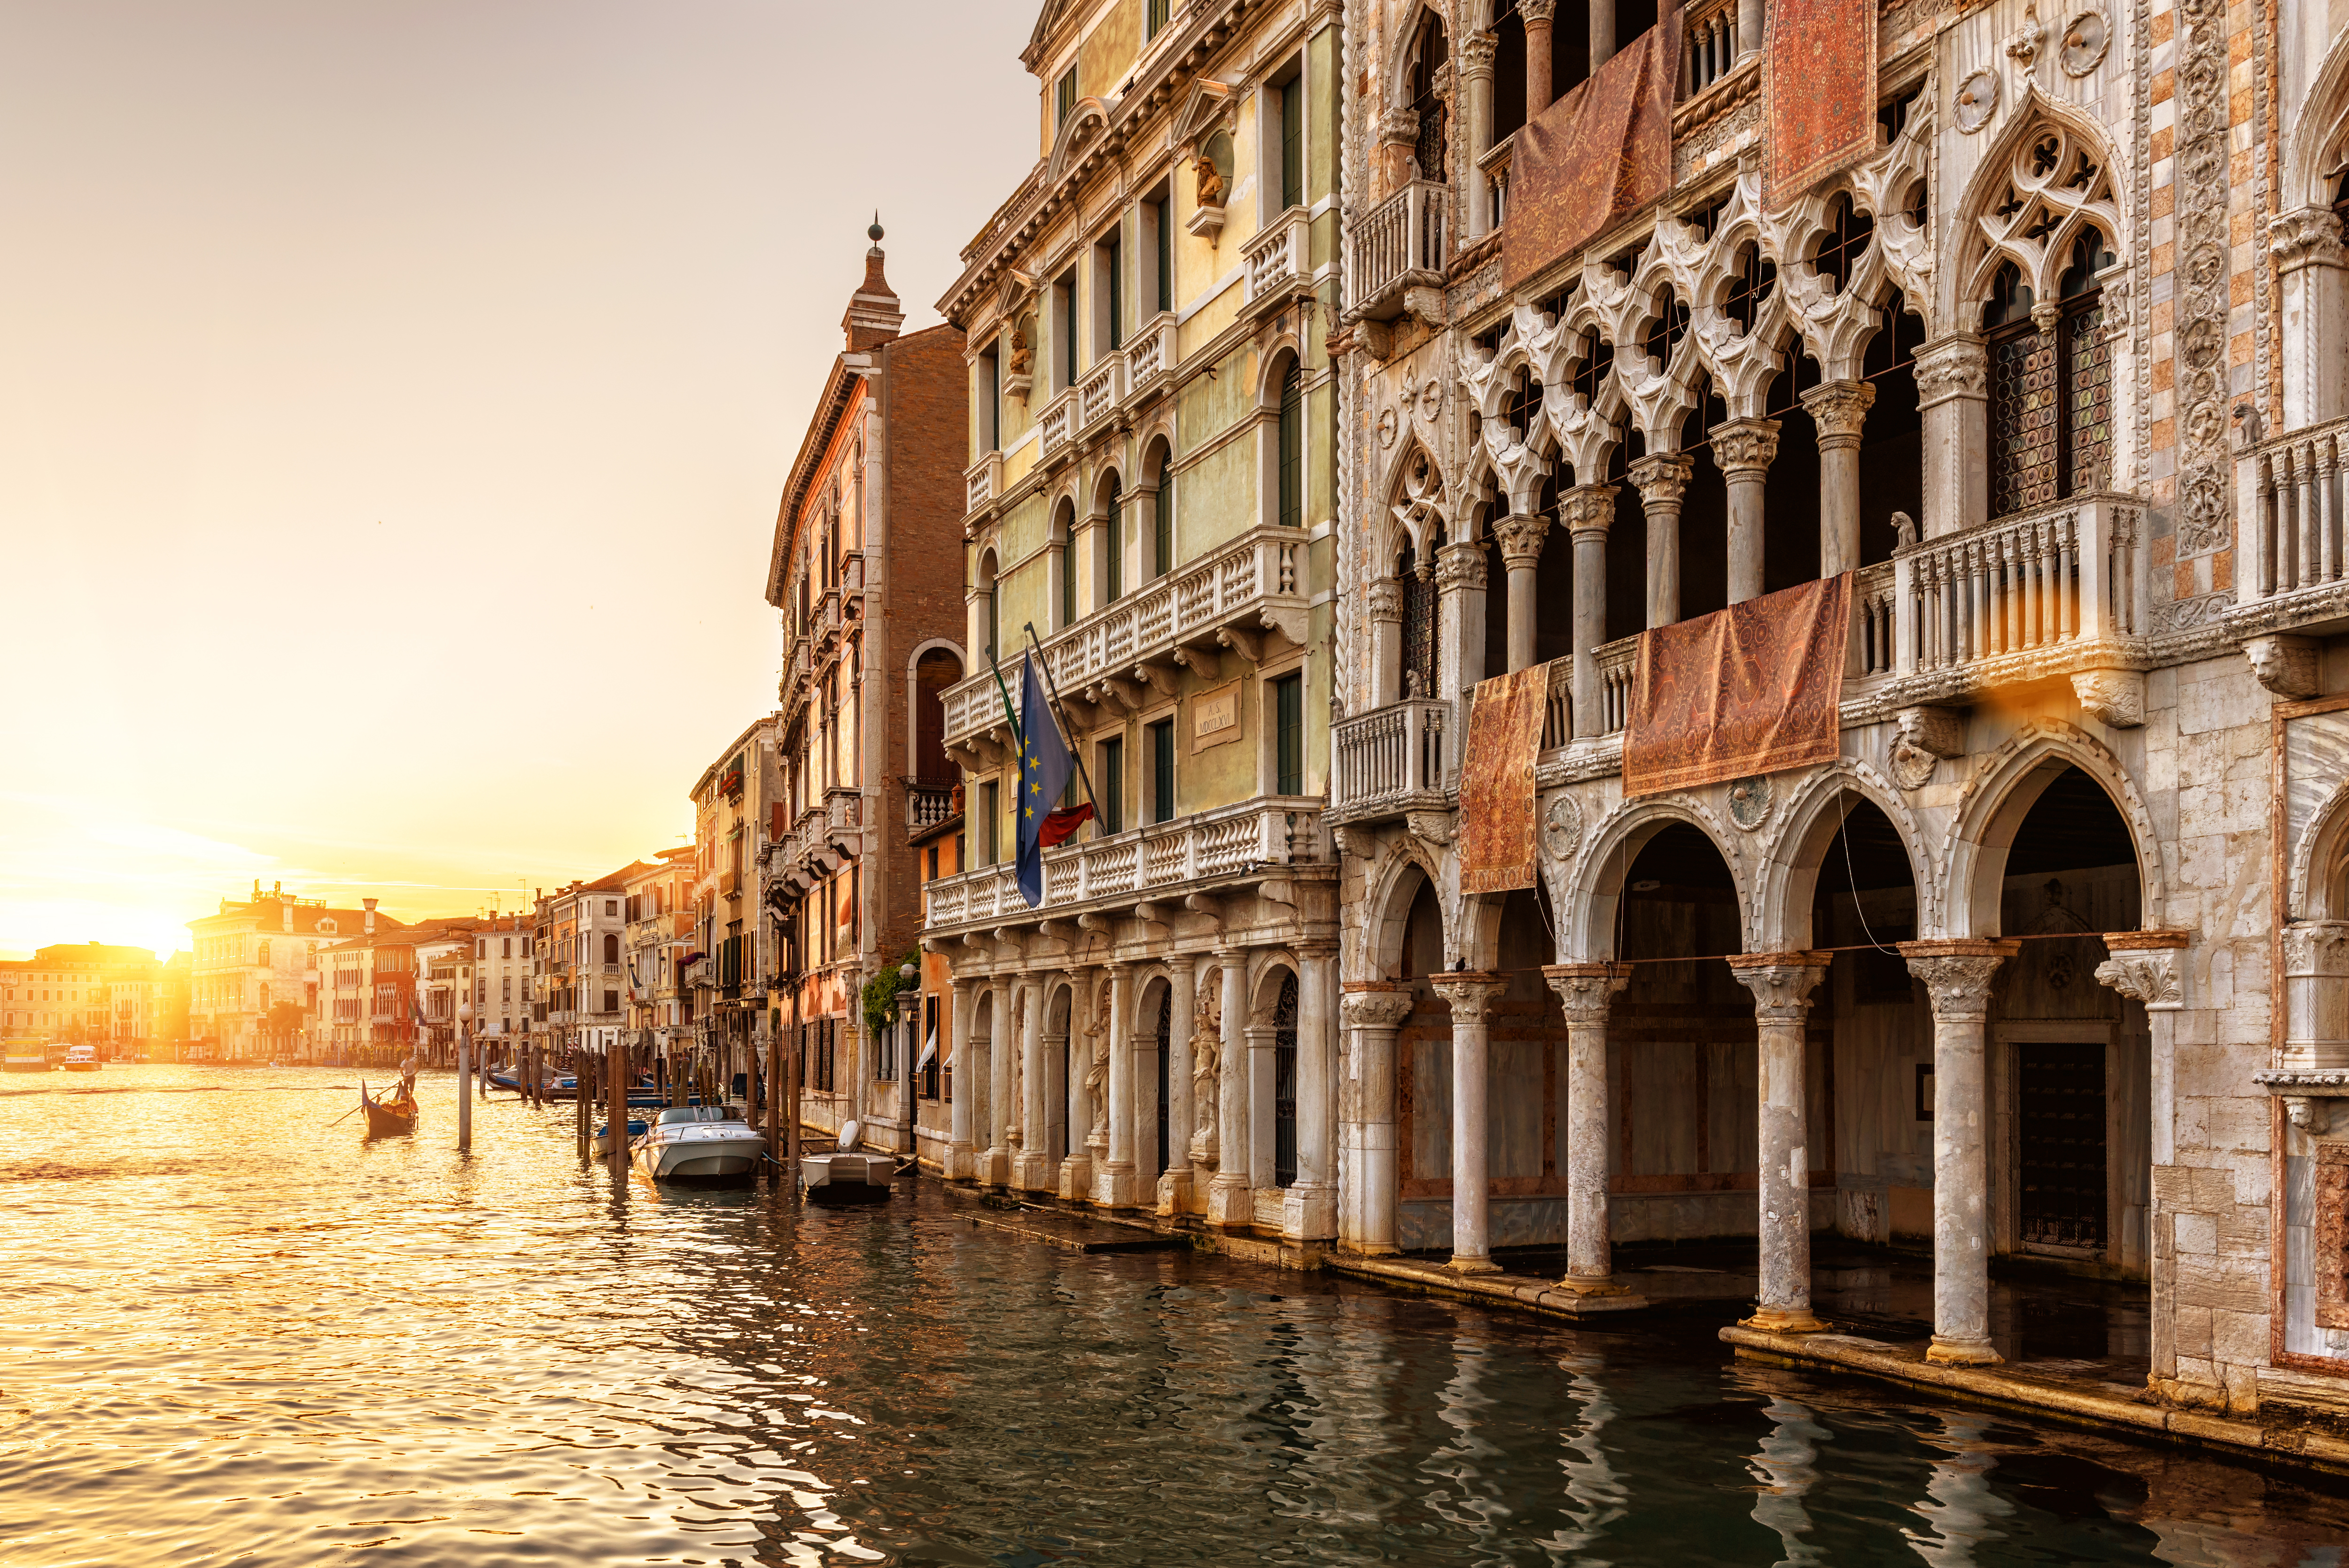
xmin=457 ymin=1028 xmax=472 ymax=1154
xmin=607 ymin=1038 xmax=629 ymax=1177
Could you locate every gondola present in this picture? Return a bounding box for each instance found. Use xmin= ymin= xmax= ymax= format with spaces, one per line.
xmin=359 ymin=1076 xmax=419 ymax=1137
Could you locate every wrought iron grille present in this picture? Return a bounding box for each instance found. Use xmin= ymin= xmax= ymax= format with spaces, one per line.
xmin=2065 ymin=300 xmax=2112 ymax=496
xmin=1400 ymin=554 xmax=1439 ymax=699
xmin=1989 ymin=326 xmax=2060 ymax=517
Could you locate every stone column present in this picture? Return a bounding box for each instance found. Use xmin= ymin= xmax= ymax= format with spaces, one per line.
xmin=1589 ymin=0 xmax=1617 ymax=74
xmin=1561 ymin=484 xmax=1617 ymax=738
xmin=1628 ymin=451 xmax=1693 ymax=629
xmin=1492 ymin=511 xmax=1551 ymax=674
xmin=1544 ymin=962 xmax=1632 ymax=1289
xmin=1458 ymin=29 xmax=1498 ymax=240
xmin=1369 ymin=580 xmax=1405 ymax=708
xmin=1340 ymin=982 xmax=1415 ymax=1254
xmin=1521 ymin=0 xmax=1556 ymax=111
xmin=1802 ymin=380 xmax=1875 ymax=578
xmin=2280 ymin=922 xmax=2349 ymax=1071
xmin=1725 ymin=953 xmax=1830 ymax=1332
xmin=1735 ymin=0 xmax=1763 ymax=61
xmin=1914 ymin=338 xmax=1988 ymax=539
xmin=1102 ymin=961 xmax=1138 ymax=1207
xmin=2274 ymin=209 xmax=2349 ymax=429
xmin=2095 ymin=930 xmax=2188 ymax=1386
xmin=1013 ymin=976 xmax=1050 ymax=1192
xmin=946 ymin=977 xmax=975 ymax=1180
xmin=1207 ymin=949 xmax=1252 ymax=1227
xmin=1159 ymin=955 xmax=1197 ymax=1214
xmin=1900 ymin=939 xmax=2020 ymax=1366
xmin=1710 ymin=418 xmax=1781 ymax=605
xmin=1435 ymin=539 xmax=1490 ymax=697
xmin=1429 ymin=971 xmax=1509 ymax=1272
xmin=1284 ymin=946 xmax=1339 ymax=1241
xmin=985 ymin=976 xmax=1015 ymax=1186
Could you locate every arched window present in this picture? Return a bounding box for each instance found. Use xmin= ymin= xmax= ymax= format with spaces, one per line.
xmin=1987 ymin=227 xmax=2115 ymax=517
xmin=257 ymin=941 xmax=270 ymax=966
xmin=1399 ymin=533 xmax=1441 ymax=698
xmin=976 ymin=549 xmax=999 ymax=663
xmin=1277 ymin=360 xmax=1304 ymax=529
xmin=914 ymin=648 xmax=960 ymax=782
xmin=1104 ymin=475 xmax=1124 ymax=602
xmin=1408 ymin=15 xmax=1449 ymax=181
xmin=1058 ymin=509 xmax=1077 ymax=627
xmin=602 ymin=933 xmax=618 ymax=964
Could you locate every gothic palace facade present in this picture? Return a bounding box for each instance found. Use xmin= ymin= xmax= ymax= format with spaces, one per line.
xmin=919 ymin=0 xmax=2349 ymax=1431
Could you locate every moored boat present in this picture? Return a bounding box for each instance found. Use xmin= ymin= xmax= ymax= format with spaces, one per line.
xmin=591 ymin=1115 xmax=648 ymax=1157
xmin=800 ymin=1120 xmax=896 ymax=1204
xmin=61 ymin=1045 xmax=101 ymax=1073
xmin=631 ymin=1104 xmax=764 ymax=1183
xmin=4 ymin=1046 xmax=51 ymax=1073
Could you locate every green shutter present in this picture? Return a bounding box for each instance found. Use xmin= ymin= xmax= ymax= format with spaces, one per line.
xmin=1277 ymin=364 xmax=1302 ymax=529
xmin=1276 ymin=674 xmax=1303 ymax=795
xmin=1153 ymin=466 xmax=1173 ymax=577
xmin=1106 ymin=479 xmax=1122 ymax=601
xmin=1281 ymin=77 xmax=1304 ymax=211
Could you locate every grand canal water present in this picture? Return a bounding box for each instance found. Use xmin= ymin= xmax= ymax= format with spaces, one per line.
xmin=4 ymin=1065 xmax=2346 ymax=1566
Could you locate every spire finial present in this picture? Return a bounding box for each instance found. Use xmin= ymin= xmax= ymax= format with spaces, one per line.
xmin=868 ymin=210 xmax=884 ymax=244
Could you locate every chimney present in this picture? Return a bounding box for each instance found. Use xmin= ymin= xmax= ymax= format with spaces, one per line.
xmin=363 ymin=898 xmax=378 ymax=935
xmin=842 ymin=215 xmax=906 ymax=353
xmin=282 ymin=899 xmax=294 ymax=933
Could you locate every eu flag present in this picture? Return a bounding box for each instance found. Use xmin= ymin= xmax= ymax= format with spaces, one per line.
xmin=1014 ymin=652 xmax=1073 ymax=908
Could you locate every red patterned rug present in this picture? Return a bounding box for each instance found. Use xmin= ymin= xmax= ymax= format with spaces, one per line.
xmin=1623 ymin=574 xmax=1851 ymax=798
xmin=1502 ymin=9 xmax=1682 ymax=291
xmin=1765 ymin=0 xmax=1878 ymax=208
xmin=1458 ymin=665 xmax=1549 ymax=895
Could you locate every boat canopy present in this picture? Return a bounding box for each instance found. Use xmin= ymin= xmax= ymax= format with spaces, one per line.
xmin=655 ymin=1104 xmax=739 ymax=1126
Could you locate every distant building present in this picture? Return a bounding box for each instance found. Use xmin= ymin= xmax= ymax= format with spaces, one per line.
xmin=762 ymin=226 xmax=969 ymax=1157
xmin=469 ymin=914 xmax=536 ymax=1050
xmin=0 ymin=941 xmax=168 ymax=1046
xmin=188 ymin=884 xmax=397 ymax=1060
xmin=690 ymin=717 xmax=779 ymax=1103
xmin=537 ymin=868 xmax=639 ymax=1057
xmin=622 ymin=849 xmax=697 ymax=1059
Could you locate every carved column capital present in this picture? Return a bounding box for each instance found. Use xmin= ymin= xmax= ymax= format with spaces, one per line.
xmin=1725 ymin=952 xmax=1830 ymax=1021
xmin=1491 ymin=511 xmax=1553 ymax=567
xmin=1800 ymin=379 xmax=1876 ymax=450
xmin=2070 ymin=668 xmax=2147 ymax=728
xmin=1435 ymin=538 xmax=1490 ymax=592
xmin=1428 ymin=971 xmax=1509 ymax=1022
xmin=1456 ymin=28 xmax=1499 ymax=78
xmin=1542 ymin=962 xmax=1633 ymax=1024
xmin=1559 ymin=482 xmax=1620 ymax=538
xmin=1913 ymin=336 xmax=1989 ymax=407
xmin=1377 ymin=105 xmax=1420 ymax=149
xmin=2272 ymin=205 xmax=2348 ymax=273
xmin=2246 ymin=634 xmax=2320 ymax=699
xmin=1518 ymin=0 xmax=1558 ymax=21
xmin=1708 ymin=416 xmax=1782 ymax=479
xmin=1626 ymin=450 xmax=1695 ymax=508
xmin=2094 ymin=929 xmax=2189 ymax=1011
xmin=1368 ymin=578 xmax=1406 ymax=623
xmin=2282 ymin=921 xmax=2349 ymax=977
xmin=1341 ymin=981 xmax=1416 ymax=1030
xmin=1898 ymin=939 xmax=2019 ymax=1022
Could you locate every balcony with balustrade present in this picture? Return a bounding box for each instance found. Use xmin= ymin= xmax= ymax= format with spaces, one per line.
xmin=1243 ymin=205 xmax=1312 ymax=317
xmin=2237 ymin=412 xmax=2349 ymax=641
xmin=1345 ymin=179 xmax=1451 ymax=327
xmin=922 ymin=797 xmax=1326 ymax=936
xmin=940 ymin=524 xmax=1311 ymax=760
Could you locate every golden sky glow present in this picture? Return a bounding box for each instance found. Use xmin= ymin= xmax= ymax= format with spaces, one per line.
xmin=0 ymin=0 xmax=1033 ymax=958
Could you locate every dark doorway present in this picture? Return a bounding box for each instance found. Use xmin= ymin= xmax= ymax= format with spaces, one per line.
xmin=2019 ymin=1040 xmax=2107 ymax=1249
xmin=1273 ymin=971 xmax=1299 ymax=1188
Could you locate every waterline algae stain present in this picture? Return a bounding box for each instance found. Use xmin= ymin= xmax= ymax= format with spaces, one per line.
xmin=2 ymin=1067 xmax=2344 ymax=1565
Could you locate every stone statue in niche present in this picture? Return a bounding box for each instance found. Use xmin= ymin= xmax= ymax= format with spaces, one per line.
xmin=1193 ymin=150 xmax=1225 ymax=209
xmin=1191 ymin=970 xmax=1221 ymax=1156
xmin=1006 ymin=319 xmax=1033 ymax=379
xmin=1085 ymin=986 xmax=1110 ymax=1145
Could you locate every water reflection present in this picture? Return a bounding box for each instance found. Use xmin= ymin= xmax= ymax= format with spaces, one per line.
xmin=3 ymin=1067 xmax=2347 ymax=1567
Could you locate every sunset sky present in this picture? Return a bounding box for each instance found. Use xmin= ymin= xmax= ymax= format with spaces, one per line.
xmin=0 ymin=1 xmax=1034 ymax=958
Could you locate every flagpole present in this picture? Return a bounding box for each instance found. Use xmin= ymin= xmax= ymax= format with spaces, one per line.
xmin=1022 ymin=623 xmax=1104 ymax=833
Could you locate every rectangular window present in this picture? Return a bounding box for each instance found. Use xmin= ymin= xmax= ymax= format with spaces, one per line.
xmin=1277 ymin=362 xmax=1303 ymax=529
xmin=1100 ymin=737 xmax=1125 ymax=833
xmin=981 ymin=343 xmax=1001 ymax=451
xmin=1106 ymin=485 xmax=1123 ymax=601
xmin=1274 ymin=672 xmax=1304 ymax=794
xmin=1148 ymin=0 xmax=1169 ymax=38
xmin=1280 ymin=75 xmax=1304 ymax=211
xmin=1056 ymin=64 xmax=1077 ymax=127
xmin=1105 ymin=233 xmax=1122 ymax=350
xmin=1153 ymin=196 xmax=1173 ymax=314
xmin=1153 ymin=468 xmax=1173 ymax=576
xmin=980 ymin=781 xmax=1000 ymax=863
xmin=1057 ymin=271 xmax=1078 ymax=388
xmin=603 ymin=989 xmax=618 ymax=1014
xmin=1149 ymin=719 xmax=1176 ymax=823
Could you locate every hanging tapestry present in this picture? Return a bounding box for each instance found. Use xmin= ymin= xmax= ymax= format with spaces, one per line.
xmin=1502 ymin=9 xmax=1682 ymax=291
xmin=1457 ymin=664 xmax=1549 ymax=894
xmin=1623 ymin=574 xmax=1851 ymax=798
xmin=1765 ymin=0 xmax=1877 ymax=208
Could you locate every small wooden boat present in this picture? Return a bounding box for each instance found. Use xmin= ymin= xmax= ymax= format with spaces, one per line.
xmin=634 ymin=1104 xmax=765 ymax=1183
xmin=801 ymin=1119 xmax=894 ymax=1204
xmin=359 ymin=1077 xmax=419 ymax=1137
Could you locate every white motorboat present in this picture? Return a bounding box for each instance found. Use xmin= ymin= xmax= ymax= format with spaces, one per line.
xmin=800 ymin=1119 xmax=896 ymax=1204
xmin=630 ymin=1104 xmax=765 ymax=1182
xmin=61 ymin=1045 xmax=101 ymax=1073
